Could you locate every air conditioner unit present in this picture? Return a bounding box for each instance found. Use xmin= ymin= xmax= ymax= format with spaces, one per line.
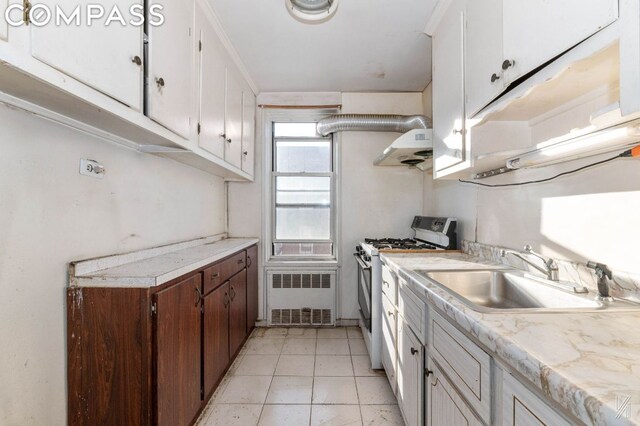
xmin=267 ymin=270 xmax=337 ymax=326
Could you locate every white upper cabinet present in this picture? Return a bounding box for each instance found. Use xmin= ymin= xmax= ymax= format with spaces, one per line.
xmin=503 ymin=0 xmax=618 ymax=83
xmin=196 ymin=6 xmax=227 ymax=159
xmin=464 ymin=0 xmax=503 ymax=117
xmin=147 ymin=0 xmax=194 ymax=139
xmin=431 ymin=0 xmax=469 ymax=177
xmin=241 ymin=89 xmax=256 ymax=176
xmin=224 ymin=68 xmax=243 ymax=169
xmin=31 ymin=0 xmax=143 ymax=110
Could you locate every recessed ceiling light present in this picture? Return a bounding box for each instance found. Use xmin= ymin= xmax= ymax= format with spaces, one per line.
xmin=286 ymin=0 xmax=339 ymax=24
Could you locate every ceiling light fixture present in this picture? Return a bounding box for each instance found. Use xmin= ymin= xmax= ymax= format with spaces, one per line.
xmin=286 ymin=0 xmax=339 ymax=24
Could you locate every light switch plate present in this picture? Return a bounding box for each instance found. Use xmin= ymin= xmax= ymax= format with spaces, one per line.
xmin=79 ymin=159 xmax=105 ymax=179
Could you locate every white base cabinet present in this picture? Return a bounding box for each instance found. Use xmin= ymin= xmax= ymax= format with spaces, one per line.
xmin=502 ymin=373 xmax=572 ymax=426
xmin=381 ymin=293 xmax=397 ymax=394
xmin=397 ymin=318 xmax=424 ymax=426
xmin=426 ymin=358 xmax=483 ymax=426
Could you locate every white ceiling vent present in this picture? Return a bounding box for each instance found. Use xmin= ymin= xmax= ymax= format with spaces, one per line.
xmin=286 ymin=0 xmax=339 ymax=24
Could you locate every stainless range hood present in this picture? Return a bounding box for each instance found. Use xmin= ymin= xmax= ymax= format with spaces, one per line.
xmin=373 ymin=129 xmax=433 ymax=171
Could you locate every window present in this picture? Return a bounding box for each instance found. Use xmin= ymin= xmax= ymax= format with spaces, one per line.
xmin=271 ymin=121 xmax=335 ymax=259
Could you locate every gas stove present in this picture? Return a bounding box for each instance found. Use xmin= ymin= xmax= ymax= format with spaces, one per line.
xmin=363 ymin=238 xmax=439 ymax=251
xmin=354 ymin=216 xmax=457 ymax=369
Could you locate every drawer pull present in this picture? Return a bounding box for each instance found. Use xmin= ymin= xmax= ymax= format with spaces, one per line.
xmin=230 ymin=286 xmax=236 ymax=301
xmin=387 ymin=310 xmax=394 ymax=318
xmin=211 ymin=272 xmax=220 ymax=279
xmin=410 ymin=347 xmax=419 ymax=355
xmin=247 ymin=255 xmax=252 ymax=268
xmin=237 ymin=259 xmax=244 ymax=265
xmin=194 ymin=287 xmax=202 ymax=306
xmin=223 ymin=293 xmax=230 ymax=307
xmin=383 ymin=280 xmax=389 ymax=287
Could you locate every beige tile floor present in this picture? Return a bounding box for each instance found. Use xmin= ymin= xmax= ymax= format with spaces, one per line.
xmin=196 ymin=327 xmax=406 ymax=426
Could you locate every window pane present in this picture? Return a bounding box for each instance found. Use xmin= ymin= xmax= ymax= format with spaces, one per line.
xmin=274 ymin=122 xmax=319 ymax=137
xmin=273 ymin=242 xmax=333 ymax=257
xmin=275 ymin=140 xmax=331 ymax=173
xmin=276 ymin=176 xmax=331 ymax=206
xmin=275 ymin=207 xmax=331 ymax=240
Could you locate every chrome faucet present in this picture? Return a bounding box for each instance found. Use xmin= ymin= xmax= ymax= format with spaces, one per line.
xmin=500 ymin=245 xmax=589 ymax=294
xmin=586 ymin=261 xmax=614 ymax=301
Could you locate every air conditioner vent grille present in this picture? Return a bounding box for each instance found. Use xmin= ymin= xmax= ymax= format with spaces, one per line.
xmin=270 ymin=308 xmax=333 ymax=325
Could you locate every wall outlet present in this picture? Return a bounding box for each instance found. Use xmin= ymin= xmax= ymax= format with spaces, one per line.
xmin=79 ymin=159 xmax=106 ymax=179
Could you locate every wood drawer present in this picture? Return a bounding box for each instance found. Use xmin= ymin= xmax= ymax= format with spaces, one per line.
xmin=203 ymin=251 xmax=246 ymax=294
xmin=430 ymin=313 xmax=491 ymax=424
xmin=398 ymin=279 xmax=426 ymax=342
xmin=381 ymin=264 xmax=398 ymax=306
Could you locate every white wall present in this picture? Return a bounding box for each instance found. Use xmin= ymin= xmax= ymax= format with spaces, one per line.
xmin=339 ymin=93 xmax=425 ymax=318
xmin=0 ymin=104 xmax=226 ymax=426
xmin=422 ymin=84 xmax=640 ymax=273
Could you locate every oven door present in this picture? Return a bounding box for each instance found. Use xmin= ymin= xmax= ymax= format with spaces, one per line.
xmin=354 ymin=253 xmax=372 ymax=332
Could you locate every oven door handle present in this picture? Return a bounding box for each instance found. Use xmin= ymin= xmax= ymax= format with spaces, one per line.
xmin=353 ymin=253 xmax=371 ymax=270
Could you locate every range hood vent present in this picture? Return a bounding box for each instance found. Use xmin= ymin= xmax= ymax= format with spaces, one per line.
xmin=316 ymin=114 xmax=430 ymax=136
xmin=373 ymin=129 xmax=434 ymax=171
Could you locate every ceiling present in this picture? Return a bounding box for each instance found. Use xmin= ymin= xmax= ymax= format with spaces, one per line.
xmin=209 ymin=0 xmax=437 ymax=93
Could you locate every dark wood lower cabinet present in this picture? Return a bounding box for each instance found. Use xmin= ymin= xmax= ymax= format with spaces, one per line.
xmin=246 ymin=245 xmax=259 ymax=333
xmin=203 ymin=282 xmax=230 ymax=398
xmin=67 ymin=244 xmax=258 ymax=426
xmin=154 ymin=274 xmax=202 ymax=426
xmin=229 ymin=269 xmax=247 ymax=357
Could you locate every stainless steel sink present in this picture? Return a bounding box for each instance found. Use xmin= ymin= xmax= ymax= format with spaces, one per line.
xmin=416 ymin=269 xmax=639 ymax=313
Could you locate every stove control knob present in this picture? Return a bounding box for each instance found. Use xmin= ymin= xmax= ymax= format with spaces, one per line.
xmin=364 ymin=255 xmax=371 ymax=262
xmin=355 ymin=245 xmax=361 ymax=253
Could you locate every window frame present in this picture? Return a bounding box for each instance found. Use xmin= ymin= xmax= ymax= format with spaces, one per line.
xmin=263 ymin=109 xmax=340 ymax=263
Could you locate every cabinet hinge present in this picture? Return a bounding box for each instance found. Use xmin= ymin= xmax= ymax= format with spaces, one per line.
xmin=197 ymin=123 xmax=201 ymax=135
xmin=151 ymin=302 xmax=157 ymax=316
xmin=23 ymin=0 xmax=31 ymax=25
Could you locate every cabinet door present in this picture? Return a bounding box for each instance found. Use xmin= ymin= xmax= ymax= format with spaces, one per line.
xmin=397 ymin=321 xmax=423 ymax=426
xmin=241 ymin=89 xmax=256 ymax=176
xmin=30 ymin=0 xmax=143 ymax=109
xmin=502 ymin=373 xmax=572 ymax=426
xmin=426 ymin=359 xmax=483 ymax=426
xmin=147 ymin=0 xmax=193 ymax=138
xmin=154 ymin=274 xmax=202 ymax=426
xmin=229 ymin=269 xmax=247 ymax=356
xmin=196 ymin=6 xmax=227 ymax=158
xmin=381 ymin=295 xmax=397 ymax=394
xmin=465 ymin=0 xmax=504 ymax=116
xmin=432 ymin=0 xmax=469 ymax=177
xmin=503 ymin=0 xmax=618 ymax=82
xmin=246 ymin=246 xmax=259 ymax=333
xmin=224 ymin=69 xmax=243 ymax=169
xmin=203 ymin=282 xmax=230 ymax=398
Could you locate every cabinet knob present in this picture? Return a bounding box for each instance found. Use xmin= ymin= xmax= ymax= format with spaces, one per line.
xmin=227 ymin=138 xmax=232 ymax=144
xmin=155 ymin=77 xmax=165 ymax=88
xmin=387 ymin=310 xmax=394 ymax=318
xmin=131 ymin=56 xmax=142 ymax=66
xmin=243 ymin=150 xmax=248 ymax=156
xmin=410 ymin=347 xmax=419 ymax=355
xmin=452 ymin=128 xmax=464 ymax=135
xmin=490 ymin=73 xmax=500 ymax=83
xmin=220 ymin=133 xmax=227 ymax=139
xmin=502 ymin=59 xmax=515 ymax=70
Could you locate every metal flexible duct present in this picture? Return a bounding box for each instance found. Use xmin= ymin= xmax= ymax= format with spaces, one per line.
xmin=316 ymin=114 xmax=431 ymax=136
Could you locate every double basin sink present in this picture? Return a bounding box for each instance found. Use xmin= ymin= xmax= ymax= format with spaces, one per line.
xmin=415 ymin=269 xmax=638 ymax=313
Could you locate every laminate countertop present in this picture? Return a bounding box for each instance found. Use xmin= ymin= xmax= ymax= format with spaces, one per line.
xmin=381 ymin=252 xmax=640 ymax=426
xmin=70 ymin=237 xmax=259 ymax=288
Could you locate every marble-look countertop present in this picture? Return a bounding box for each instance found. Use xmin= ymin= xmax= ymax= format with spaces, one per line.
xmin=381 ymin=252 xmax=640 ymax=426
xmin=70 ymin=237 xmax=259 ymax=288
